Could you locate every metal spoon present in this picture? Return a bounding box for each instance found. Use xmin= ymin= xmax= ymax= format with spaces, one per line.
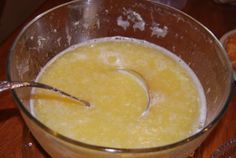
xmin=0 ymin=81 xmax=90 ymax=107
xmin=1 ymin=69 xmax=150 ymax=116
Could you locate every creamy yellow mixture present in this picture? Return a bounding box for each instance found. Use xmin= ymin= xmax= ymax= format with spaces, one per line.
xmin=31 ymin=37 xmax=206 ymax=148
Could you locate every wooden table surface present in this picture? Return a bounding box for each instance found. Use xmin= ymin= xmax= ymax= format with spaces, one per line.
xmin=0 ymin=0 xmax=236 ymax=157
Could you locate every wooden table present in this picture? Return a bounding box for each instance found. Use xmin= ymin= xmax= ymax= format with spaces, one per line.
xmin=0 ymin=0 xmax=236 ymax=157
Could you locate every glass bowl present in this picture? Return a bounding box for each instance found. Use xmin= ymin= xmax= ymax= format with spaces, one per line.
xmin=8 ymin=0 xmax=234 ymax=157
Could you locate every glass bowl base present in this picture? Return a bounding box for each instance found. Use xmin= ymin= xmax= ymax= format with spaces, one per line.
xmin=22 ymin=126 xmax=203 ymax=158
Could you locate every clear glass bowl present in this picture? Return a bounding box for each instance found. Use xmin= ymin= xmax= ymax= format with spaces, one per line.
xmin=8 ymin=0 xmax=234 ymax=157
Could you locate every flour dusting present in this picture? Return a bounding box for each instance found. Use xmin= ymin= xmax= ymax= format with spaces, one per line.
xmin=117 ymin=8 xmax=145 ymax=31
xmin=150 ymin=24 xmax=168 ymax=38
xmin=117 ymin=16 xmax=130 ymax=30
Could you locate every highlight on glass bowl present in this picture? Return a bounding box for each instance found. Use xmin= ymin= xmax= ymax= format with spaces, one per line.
xmin=8 ymin=0 xmax=233 ymax=157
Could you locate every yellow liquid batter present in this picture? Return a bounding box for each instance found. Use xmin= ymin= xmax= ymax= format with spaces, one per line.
xmin=31 ymin=37 xmax=206 ymax=148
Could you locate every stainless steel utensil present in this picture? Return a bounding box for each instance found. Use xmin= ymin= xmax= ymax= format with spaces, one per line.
xmin=0 ymin=81 xmax=90 ymax=107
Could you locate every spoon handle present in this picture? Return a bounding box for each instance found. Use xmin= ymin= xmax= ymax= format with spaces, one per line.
xmin=0 ymin=81 xmax=32 ymax=92
xmin=0 ymin=81 xmax=90 ymax=107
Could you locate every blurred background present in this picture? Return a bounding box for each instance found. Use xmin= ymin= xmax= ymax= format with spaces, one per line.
xmin=0 ymin=0 xmax=46 ymax=44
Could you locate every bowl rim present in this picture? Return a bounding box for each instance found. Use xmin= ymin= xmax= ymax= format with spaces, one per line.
xmin=7 ymin=0 xmax=234 ymax=154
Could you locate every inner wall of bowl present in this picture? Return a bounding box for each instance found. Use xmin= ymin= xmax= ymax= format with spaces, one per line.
xmin=10 ymin=0 xmax=231 ymax=133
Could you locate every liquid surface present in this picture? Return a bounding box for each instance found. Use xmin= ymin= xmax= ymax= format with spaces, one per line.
xmin=31 ymin=37 xmax=206 ymax=148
